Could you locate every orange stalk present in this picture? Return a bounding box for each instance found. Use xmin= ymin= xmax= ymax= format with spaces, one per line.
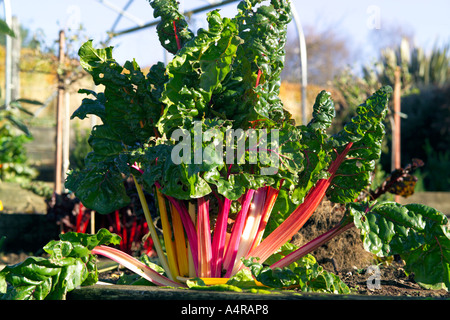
xmin=171 ymin=203 xmax=189 ymax=277
xmin=247 ymin=142 xmax=354 ymax=265
xmin=197 ymin=197 xmax=212 ymax=278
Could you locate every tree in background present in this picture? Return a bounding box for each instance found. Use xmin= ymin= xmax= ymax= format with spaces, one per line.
xmin=282 ymin=22 xmax=354 ymax=86
xmin=333 ymin=38 xmax=450 ymax=191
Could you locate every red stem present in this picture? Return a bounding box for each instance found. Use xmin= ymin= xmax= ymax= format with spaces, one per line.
xmin=270 ymin=221 xmax=355 ymax=269
xmin=255 ymin=69 xmax=262 ymax=87
xmin=76 ymin=203 xmax=84 ymax=233
xmin=173 ymin=20 xmax=181 ymax=51
xmin=115 ymin=210 xmax=121 ymax=234
xmin=122 ymin=214 xmax=128 ymax=253
xmin=247 ymin=142 xmax=354 ymax=264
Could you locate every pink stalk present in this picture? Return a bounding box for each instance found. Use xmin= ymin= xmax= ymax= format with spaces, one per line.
xmin=229 ymin=186 xmax=267 ymax=275
xmin=222 ymin=189 xmax=255 ymax=277
xmin=92 ymin=245 xmax=185 ymax=287
xmin=246 ymin=179 xmax=329 ymax=265
xmin=247 ymin=142 xmax=354 ymax=264
xmin=210 ymin=197 xmax=231 ymax=277
xmin=270 ymin=221 xmax=355 ymax=269
xmin=248 ymin=186 xmax=279 ymax=253
xmin=197 ymin=197 xmax=212 ymax=278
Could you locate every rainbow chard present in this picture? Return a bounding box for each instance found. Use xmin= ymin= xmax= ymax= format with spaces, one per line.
xmin=66 ymin=0 xmax=391 ymax=285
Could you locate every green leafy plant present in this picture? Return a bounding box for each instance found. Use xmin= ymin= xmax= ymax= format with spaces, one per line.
xmin=2 ymin=0 xmax=449 ymax=299
xmin=0 ymin=99 xmax=42 ymax=182
xmin=0 ymin=229 xmax=120 ymax=300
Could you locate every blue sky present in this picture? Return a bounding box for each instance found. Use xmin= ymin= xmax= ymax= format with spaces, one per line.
xmin=8 ymin=0 xmax=450 ymax=68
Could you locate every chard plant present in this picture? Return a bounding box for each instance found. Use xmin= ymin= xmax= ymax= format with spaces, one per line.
xmin=1 ymin=0 xmax=449 ymax=299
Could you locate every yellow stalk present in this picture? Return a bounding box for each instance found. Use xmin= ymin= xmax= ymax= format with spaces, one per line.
xmin=171 ymin=203 xmax=189 ymax=277
xmin=156 ymin=187 xmax=180 ymax=280
xmin=132 ymin=175 xmax=173 ymax=281
xmin=200 ymin=278 xmax=266 ymax=287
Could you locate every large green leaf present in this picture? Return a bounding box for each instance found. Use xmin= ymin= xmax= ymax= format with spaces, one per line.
xmin=150 ymin=0 xmax=194 ymax=54
xmin=67 ymin=41 xmax=165 ymax=213
xmin=326 ymin=86 xmax=392 ymax=203
xmin=348 ymin=201 xmax=450 ymax=290
xmin=71 ymin=90 xmax=106 ymax=121
xmin=65 ymin=159 xmax=130 ymax=214
xmin=213 ymin=0 xmax=291 ymax=128
xmin=76 ymin=40 xmax=162 ymax=146
xmin=0 ymin=229 xmax=121 ymax=300
xmin=266 ymin=87 xmax=391 ymax=234
xmin=157 ymin=9 xmax=242 ymax=135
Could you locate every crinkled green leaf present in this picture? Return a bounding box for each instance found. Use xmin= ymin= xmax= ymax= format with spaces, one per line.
xmin=329 ymin=86 xmax=392 ymax=147
xmin=71 ymin=90 xmax=106 ymax=121
xmin=0 ymin=229 xmax=120 ymax=300
xmin=326 ymin=86 xmax=391 ymax=203
xmin=157 ymin=10 xmax=242 ymax=135
xmin=242 ymin=253 xmax=350 ymax=294
xmin=65 ymin=160 xmax=130 ymax=214
xmin=349 ymin=201 xmax=450 ymax=291
xmin=307 ymin=90 xmax=335 ymax=131
xmin=76 ymin=40 xmax=162 ymax=146
xmin=213 ymin=0 xmax=291 ymax=128
xmin=150 ymin=0 xmax=194 ymax=54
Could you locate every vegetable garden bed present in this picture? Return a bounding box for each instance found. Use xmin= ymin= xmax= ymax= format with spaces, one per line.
xmin=1 ymin=0 xmax=449 ymax=301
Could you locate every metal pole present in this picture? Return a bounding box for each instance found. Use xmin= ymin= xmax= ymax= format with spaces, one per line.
xmin=290 ymin=4 xmax=308 ymax=125
xmin=62 ymin=87 xmax=70 ymax=191
xmin=55 ymin=30 xmax=65 ymax=194
xmin=3 ymin=0 xmax=12 ymax=108
xmin=110 ymin=0 xmax=240 ymax=38
xmin=96 ymin=0 xmax=144 ymax=27
xmin=10 ymin=16 xmax=20 ymax=102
